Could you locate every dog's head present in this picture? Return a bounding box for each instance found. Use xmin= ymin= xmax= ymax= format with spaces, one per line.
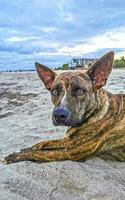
xmin=35 ymin=51 xmax=114 ymax=127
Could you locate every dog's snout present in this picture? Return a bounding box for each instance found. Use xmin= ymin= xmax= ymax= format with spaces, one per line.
xmin=53 ymin=106 xmax=69 ymax=123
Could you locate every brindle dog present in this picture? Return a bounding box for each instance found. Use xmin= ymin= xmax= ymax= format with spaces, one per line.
xmin=4 ymin=51 xmax=125 ymax=164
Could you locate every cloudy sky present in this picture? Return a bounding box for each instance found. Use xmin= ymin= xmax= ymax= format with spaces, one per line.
xmin=0 ymin=0 xmax=125 ymax=71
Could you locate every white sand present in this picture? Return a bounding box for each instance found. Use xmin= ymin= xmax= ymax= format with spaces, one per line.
xmin=0 ymin=69 xmax=125 ymax=200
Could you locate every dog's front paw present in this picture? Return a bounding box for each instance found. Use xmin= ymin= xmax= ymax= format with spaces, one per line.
xmin=4 ymin=153 xmax=21 ymax=164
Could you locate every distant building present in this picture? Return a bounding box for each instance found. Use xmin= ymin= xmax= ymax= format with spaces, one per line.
xmin=76 ymin=64 xmax=83 ymax=70
xmin=69 ymin=58 xmax=97 ymax=69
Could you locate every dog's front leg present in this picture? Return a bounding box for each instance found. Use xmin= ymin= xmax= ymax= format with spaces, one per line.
xmin=4 ymin=148 xmax=71 ymax=164
xmin=4 ymin=137 xmax=73 ymax=164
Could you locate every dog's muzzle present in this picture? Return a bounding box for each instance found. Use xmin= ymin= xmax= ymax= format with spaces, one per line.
xmin=52 ymin=106 xmax=70 ymax=126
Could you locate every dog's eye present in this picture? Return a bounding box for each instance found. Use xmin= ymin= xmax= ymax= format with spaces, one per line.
xmin=75 ymin=89 xmax=84 ymax=96
xmin=72 ymin=86 xmax=86 ymax=96
xmin=51 ymin=89 xmax=58 ymax=96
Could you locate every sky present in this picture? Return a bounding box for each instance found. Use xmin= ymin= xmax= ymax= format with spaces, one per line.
xmin=0 ymin=0 xmax=125 ymax=71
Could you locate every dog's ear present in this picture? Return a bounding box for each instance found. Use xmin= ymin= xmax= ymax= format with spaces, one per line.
xmin=35 ymin=62 xmax=57 ymax=91
xmin=87 ymin=51 xmax=114 ymax=89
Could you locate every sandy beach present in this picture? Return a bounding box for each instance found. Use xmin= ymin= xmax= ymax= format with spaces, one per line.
xmin=1 ymin=69 xmax=125 ymax=200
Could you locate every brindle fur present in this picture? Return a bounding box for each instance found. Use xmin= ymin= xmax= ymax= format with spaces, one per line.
xmin=4 ymin=51 xmax=125 ymax=164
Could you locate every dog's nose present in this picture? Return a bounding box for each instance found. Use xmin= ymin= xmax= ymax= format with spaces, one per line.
xmin=53 ymin=106 xmax=69 ymax=122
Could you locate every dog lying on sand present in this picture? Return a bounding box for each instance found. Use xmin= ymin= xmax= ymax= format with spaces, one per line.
xmin=4 ymin=51 xmax=125 ymax=164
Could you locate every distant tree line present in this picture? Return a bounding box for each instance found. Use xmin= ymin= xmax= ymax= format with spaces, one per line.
xmin=55 ymin=63 xmax=69 ymax=70
xmin=114 ymin=56 xmax=125 ymax=68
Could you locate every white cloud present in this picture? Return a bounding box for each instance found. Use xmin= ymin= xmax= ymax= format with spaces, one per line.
xmin=37 ymin=26 xmax=58 ymax=33
xmin=32 ymin=27 xmax=125 ymax=58
xmin=57 ymin=27 xmax=125 ymax=57
xmin=4 ymin=26 xmax=125 ymax=59
xmin=35 ymin=40 xmax=59 ymax=49
xmin=5 ymin=36 xmax=40 ymax=42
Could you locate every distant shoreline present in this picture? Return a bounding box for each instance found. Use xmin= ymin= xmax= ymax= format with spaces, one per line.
xmin=0 ymin=69 xmax=36 ymax=73
xmin=1 ymin=67 xmax=125 ymax=73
